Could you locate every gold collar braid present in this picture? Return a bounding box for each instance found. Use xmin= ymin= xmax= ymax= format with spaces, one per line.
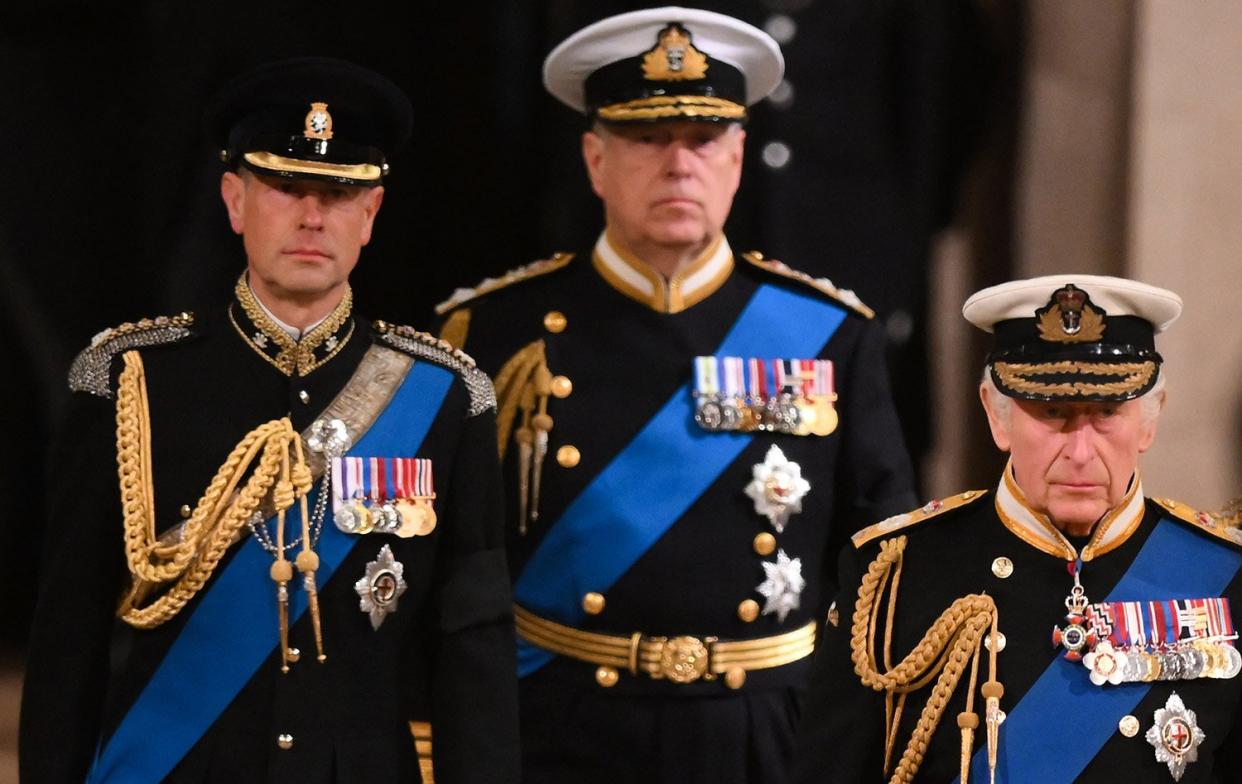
xmin=850 ymin=535 xmax=1003 ymax=783
xmin=115 ymin=349 xmax=316 ymax=633
xmin=232 ymin=274 xmax=355 ymax=377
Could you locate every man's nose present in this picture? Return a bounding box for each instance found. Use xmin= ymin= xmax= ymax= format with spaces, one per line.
xmin=300 ymin=193 xmax=326 ymax=228
xmin=664 ymin=142 xmax=695 ymax=175
xmin=1063 ymin=420 xmax=1095 ymax=463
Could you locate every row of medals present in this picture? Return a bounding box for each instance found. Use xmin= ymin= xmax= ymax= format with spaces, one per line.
xmin=694 ymin=392 xmax=838 ymax=437
xmin=335 ymin=495 xmax=436 ymax=539
xmin=1094 ymin=640 xmax=1242 ymax=683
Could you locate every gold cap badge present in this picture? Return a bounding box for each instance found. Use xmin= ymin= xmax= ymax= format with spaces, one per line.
xmin=1036 ymin=284 xmax=1106 ymax=343
xmin=642 ymin=24 xmax=709 ymax=81
xmin=303 ymin=102 xmax=334 ymax=141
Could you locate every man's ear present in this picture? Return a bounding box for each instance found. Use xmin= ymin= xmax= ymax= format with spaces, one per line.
xmin=581 ymin=130 xmax=606 ymax=199
xmin=220 ymin=171 xmax=246 ymax=235
xmin=358 ymin=186 xmax=385 ymax=246
xmin=979 ymin=382 xmax=1012 ymax=452
xmin=1137 ymin=389 xmax=1166 ymax=453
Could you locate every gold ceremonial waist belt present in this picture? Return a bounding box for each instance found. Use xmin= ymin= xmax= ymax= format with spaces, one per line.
xmin=515 ymin=605 xmax=817 ymax=689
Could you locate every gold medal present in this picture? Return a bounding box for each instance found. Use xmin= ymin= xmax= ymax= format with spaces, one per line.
xmin=738 ymin=404 xmax=761 ymax=432
xmin=413 ymin=497 xmax=437 ymax=536
xmin=810 ymin=398 xmax=838 ymax=436
xmin=394 ymin=499 xmax=423 ymax=538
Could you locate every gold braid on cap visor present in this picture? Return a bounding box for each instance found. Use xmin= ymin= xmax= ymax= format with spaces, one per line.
xmin=243 ymin=151 xmax=383 ymax=182
xmin=595 ymin=94 xmax=746 ymax=122
xmin=992 ymin=360 xmax=1156 ymax=398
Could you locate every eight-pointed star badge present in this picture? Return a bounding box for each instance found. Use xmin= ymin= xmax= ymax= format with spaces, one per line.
xmin=1145 ymin=691 xmax=1205 ymax=781
xmin=744 ymin=444 xmax=811 ymax=533
xmin=355 ymin=544 xmax=408 ymax=630
xmin=756 ymin=549 xmax=806 ymax=622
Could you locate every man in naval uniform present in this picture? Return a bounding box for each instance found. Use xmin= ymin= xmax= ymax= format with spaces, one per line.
xmin=434 ymin=8 xmax=916 ymax=783
xmin=792 ymin=275 xmax=1242 ymax=782
xmin=20 ymin=58 xmax=518 ymax=783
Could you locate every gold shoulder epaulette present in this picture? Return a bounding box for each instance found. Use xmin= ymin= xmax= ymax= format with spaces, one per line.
xmin=741 ymin=251 xmax=875 ymax=319
xmin=372 ymin=321 xmax=496 ymax=416
xmin=1154 ymin=497 xmax=1242 ymax=548
xmin=434 ymin=252 xmax=576 ymax=316
xmin=68 ymin=313 xmax=196 ymax=398
xmin=852 ymin=490 xmax=988 ymax=549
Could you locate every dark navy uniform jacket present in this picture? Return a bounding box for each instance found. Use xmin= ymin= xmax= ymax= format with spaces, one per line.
xmin=793 ymin=478 xmax=1242 ymax=783
xmin=438 ymin=237 xmax=916 ymax=784
xmin=20 ymin=286 xmax=519 ymax=783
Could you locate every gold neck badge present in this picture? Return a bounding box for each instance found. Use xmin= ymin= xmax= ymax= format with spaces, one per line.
xmin=642 ymin=23 xmax=709 ymax=81
xmin=231 ymin=274 xmax=355 ymax=377
xmin=1037 ymin=284 xmax=1106 ymax=343
xmin=303 ymin=102 xmax=334 ymax=141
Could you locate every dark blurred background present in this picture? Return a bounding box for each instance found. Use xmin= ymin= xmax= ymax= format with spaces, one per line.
xmin=0 ymin=0 xmax=1013 ymax=654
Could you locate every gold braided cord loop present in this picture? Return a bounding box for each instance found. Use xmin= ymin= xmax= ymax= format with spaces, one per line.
xmin=850 ymin=536 xmax=1000 ymax=783
xmin=114 ymin=350 xmax=310 ymax=629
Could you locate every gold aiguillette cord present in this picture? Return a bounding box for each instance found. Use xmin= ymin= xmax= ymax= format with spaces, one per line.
xmin=851 ymin=535 xmax=1002 ymax=784
xmin=529 ymin=365 xmax=553 ymax=524
xmin=270 ymin=445 xmax=296 ymax=673
xmin=515 ymin=386 xmax=535 ymax=534
xmin=290 ymin=435 xmax=326 ymax=663
xmin=268 ymin=429 xmax=323 ymax=672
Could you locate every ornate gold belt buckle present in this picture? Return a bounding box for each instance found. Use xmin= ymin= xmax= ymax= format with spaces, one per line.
xmin=655 ymin=635 xmax=713 ymax=683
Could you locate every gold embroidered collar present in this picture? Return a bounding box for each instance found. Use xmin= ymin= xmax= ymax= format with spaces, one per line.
xmin=994 ymin=459 xmax=1146 ymax=561
xmin=592 ymin=230 xmax=733 ymax=313
xmin=230 ymin=274 xmax=355 ymax=377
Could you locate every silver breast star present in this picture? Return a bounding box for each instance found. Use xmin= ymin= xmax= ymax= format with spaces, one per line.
xmin=1146 ymin=691 xmax=1205 ymax=781
xmin=743 ymin=444 xmax=811 ymax=533
xmin=756 ymin=549 xmax=805 ymax=622
xmin=354 ymin=544 xmax=408 ymax=630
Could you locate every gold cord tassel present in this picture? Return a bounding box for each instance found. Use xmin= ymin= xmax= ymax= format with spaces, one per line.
xmin=491 ymin=340 xmax=556 ymax=535
xmin=271 ymin=447 xmax=296 ymax=674
xmin=290 ymin=436 xmax=326 ymax=663
xmin=982 ymin=623 xmax=1004 ymax=784
xmin=958 ymin=711 xmax=979 ymax=783
xmin=529 ymin=363 xmax=554 ymax=524
xmin=515 ymin=387 xmax=535 ymax=535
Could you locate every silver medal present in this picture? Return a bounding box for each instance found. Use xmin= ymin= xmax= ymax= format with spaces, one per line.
xmin=695 ymin=398 xmax=723 ymax=430
xmin=334 ymin=504 xmax=360 ymax=534
xmin=1179 ymin=647 xmax=1205 ymax=680
xmin=1222 ymin=644 xmax=1242 ymax=679
xmin=1159 ymin=652 xmax=1185 ymax=681
xmin=376 ymin=502 xmax=402 ymax=533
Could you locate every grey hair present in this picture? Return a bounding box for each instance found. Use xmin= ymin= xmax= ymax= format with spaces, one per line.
xmin=980 ymin=366 xmax=1167 ymax=425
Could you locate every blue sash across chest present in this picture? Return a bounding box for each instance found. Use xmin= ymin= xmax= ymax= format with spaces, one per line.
xmin=514 ymin=283 xmax=848 ymax=676
xmin=88 ymin=359 xmax=454 ymax=783
xmin=956 ymin=517 xmax=1242 ymax=783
